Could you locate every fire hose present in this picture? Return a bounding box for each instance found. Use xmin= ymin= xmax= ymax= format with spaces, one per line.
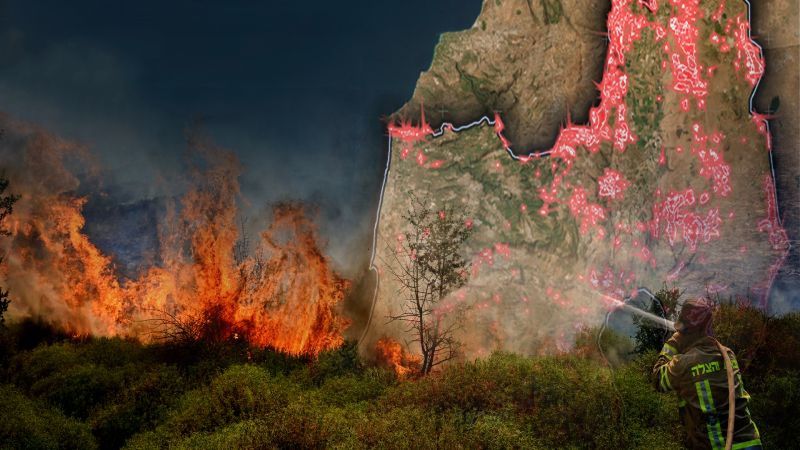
xmin=713 ymin=338 xmax=736 ymax=450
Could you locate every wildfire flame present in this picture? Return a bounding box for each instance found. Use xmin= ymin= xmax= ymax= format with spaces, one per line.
xmin=0 ymin=120 xmax=349 ymax=356
xmin=375 ymin=337 xmax=421 ymax=376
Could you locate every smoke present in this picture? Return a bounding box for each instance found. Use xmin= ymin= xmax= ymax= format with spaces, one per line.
xmin=0 ymin=37 xmax=386 ymax=280
xmin=0 ymin=39 xmax=182 ymax=201
xmin=0 ymin=114 xmax=118 ymax=334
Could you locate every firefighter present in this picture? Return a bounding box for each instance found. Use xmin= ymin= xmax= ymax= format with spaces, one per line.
xmin=652 ymin=297 xmax=762 ymax=450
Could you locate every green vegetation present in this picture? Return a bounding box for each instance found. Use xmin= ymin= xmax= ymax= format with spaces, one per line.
xmin=633 ymin=286 xmax=680 ymax=354
xmin=616 ymin=26 xmax=665 ymax=222
xmin=1 ymin=301 xmax=798 ymax=449
xmin=457 ymin=69 xmax=494 ymax=104
xmin=405 ymin=124 xmax=576 ymax=257
xmin=539 ymin=0 xmax=563 ymax=25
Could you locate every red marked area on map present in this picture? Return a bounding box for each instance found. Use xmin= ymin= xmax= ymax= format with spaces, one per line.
xmin=598 ymin=168 xmax=631 ymax=200
xmin=388 ymin=107 xmax=434 ymax=144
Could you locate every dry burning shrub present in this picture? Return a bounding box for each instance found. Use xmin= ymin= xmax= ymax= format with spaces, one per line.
xmin=140 ymin=307 xmax=207 ymax=347
xmin=141 ymin=198 xmax=351 ymax=354
xmin=374 ymin=337 xmax=421 ymax=378
xmin=233 ymin=201 xmax=351 ymax=355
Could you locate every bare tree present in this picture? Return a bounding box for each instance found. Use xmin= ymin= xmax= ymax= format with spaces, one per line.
xmin=383 ymin=193 xmax=473 ymax=374
xmin=141 ymin=307 xmax=206 ymax=345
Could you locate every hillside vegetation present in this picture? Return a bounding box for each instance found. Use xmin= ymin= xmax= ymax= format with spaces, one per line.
xmin=1 ymin=303 xmax=798 ymax=449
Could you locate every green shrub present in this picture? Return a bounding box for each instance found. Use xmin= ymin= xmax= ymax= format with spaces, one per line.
xmin=149 ymin=338 xmax=259 ymax=385
xmin=162 ymin=364 xmax=296 ymax=435
xmin=90 ymin=365 xmax=185 ymax=449
xmin=173 ymin=419 xmax=276 ymax=450
xmin=524 ymin=356 xmax=618 ymax=447
xmin=713 ymin=301 xmax=769 ymax=370
xmin=306 ymin=341 xmax=363 ymax=385
xmin=759 ymin=312 xmax=800 ymax=375
xmin=30 ymin=362 xmax=127 ymax=419
xmin=121 ymin=430 xmax=171 ymax=450
xmin=376 ymin=352 xmax=683 ymax=448
xmin=318 ymin=372 xmax=389 ymax=407
xmin=268 ymin=395 xmax=364 ymax=448
xmin=11 ymin=342 xmax=82 ymax=389
xmin=749 ymin=370 xmax=800 ymax=449
xmin=80 ymin=337 xmax=149 ymax=368
xmin=611 ymin=363 xmax=681 ymax=448
xmin=354 ymin=405 xmax=465 ymax=449
xmin=205 ymin=365 xmax=291 ymax=422
xmin=469 ymin=414 xmax=540 ymax=449
xmin=8 ymin=313 xmax=798 ymax=450
xmin=0 ymin=384 xmax=96 ymax=449
xmin=384 ymin=352 xmax=537 ymax=413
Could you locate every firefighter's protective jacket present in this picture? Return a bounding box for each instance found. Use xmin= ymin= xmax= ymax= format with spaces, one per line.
xmin=652 ymin=333 xmax=762 ymax=450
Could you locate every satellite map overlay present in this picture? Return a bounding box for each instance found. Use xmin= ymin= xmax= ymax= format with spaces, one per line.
xmin=367 ymin=0 xmax=797 ymax=357
xmin=0 ymin=0 xmax=798 ymax=448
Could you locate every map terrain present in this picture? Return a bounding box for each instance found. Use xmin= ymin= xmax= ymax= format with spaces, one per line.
xmin=367 ymin=0 xmax=795 ymax=355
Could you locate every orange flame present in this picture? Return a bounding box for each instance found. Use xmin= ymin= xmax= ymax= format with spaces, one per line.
xmin=0 ymin=121 xmax=349 ymax=356
xmin=375 ymin=337 xmax=420 ymax=377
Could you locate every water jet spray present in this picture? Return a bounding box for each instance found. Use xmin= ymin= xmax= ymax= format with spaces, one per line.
xmin=600 ymin=290 xmax=675 ymax=331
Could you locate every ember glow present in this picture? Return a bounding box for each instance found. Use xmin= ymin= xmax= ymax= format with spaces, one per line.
xmin=1 ymin=124 xmax=349 ymax=356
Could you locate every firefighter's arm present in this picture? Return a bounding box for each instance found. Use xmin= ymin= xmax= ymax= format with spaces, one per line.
xmin=651 ymin=333 xmax=683 ymax=392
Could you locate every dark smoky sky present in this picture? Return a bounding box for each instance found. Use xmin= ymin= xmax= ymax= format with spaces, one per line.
xmin=0 ymin=0 xmax=482 ymax=273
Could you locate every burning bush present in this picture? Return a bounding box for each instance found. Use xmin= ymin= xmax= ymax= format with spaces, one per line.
xmin=375 ymin=337 xmax=421 ymax=377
